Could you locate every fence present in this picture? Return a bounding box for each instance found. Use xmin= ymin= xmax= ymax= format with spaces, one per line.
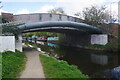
xmin=0 ymin=21 xmax=24 ymax=26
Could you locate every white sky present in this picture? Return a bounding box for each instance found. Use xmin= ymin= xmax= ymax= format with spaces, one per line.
xmin=0 ymin=0 xmax=119 ymax=21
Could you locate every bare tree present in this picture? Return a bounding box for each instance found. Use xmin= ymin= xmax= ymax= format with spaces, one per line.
xmin=0 ymin=1 xmax=3 ymax=9
xmin=75 ymin=5 xmax=115 ymax=26
xmin=74 ymin=12 xmax=82 ymax=19
xmin=48 ymin=8 xmax=65 ymax=14
xmin=83 ymin=6 xmax=108 ymax=25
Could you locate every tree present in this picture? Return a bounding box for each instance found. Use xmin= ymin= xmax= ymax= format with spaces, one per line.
xmin=0 ymin=1 xmax=3 ymax=9
xmin=2 ymin=17 xmax=9 ymax=23
xmin=74 ymin=12 xmax=82 ymax=19
xmin=83 ymin=5 xmax=109 ymax=25
xmin=2 ymin=24 xmax=23 ymax=40
xmin=75 ymin=5 xmax=114 ymax=26
xmin=48 ymin=8 xmax=65 ymax=14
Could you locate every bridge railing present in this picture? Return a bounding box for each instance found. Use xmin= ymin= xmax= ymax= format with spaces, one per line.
xmin=14 ymin=13 xmax=83 ymax=24
xmin=0 ymin=21 xmax=24 ymax=26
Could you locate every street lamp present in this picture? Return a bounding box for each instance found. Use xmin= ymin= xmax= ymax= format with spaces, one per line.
xmin=118 ymin=1 xmax=120 ymax=23
xmin=110 ymin=2 xmax=115 ymax=23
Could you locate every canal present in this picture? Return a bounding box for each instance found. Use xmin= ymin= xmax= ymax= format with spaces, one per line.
xmin=27 ymin=40 xmax=120 ymax=78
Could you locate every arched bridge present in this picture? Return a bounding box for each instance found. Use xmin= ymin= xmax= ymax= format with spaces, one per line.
xmin=17 ymin=21 xmax=107 ymax=48
xmin=15 ymin=13 xmax=108 ymax=52
xmin=18 ymin=21 xmax=103 ymax=34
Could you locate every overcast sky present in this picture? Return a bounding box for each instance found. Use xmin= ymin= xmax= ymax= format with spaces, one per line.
xmin=0 ymin=0 xmax=119 ymax=20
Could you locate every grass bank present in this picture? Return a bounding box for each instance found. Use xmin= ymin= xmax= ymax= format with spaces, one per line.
xmin=39 ymin=54 xmax=88 ymax=79
xmin=0 ymin=54 xmax=2 ymax=79
xmin=86 ymin=39 xmax=120 ymax=52
xmin=2 ymin=50 xmax=26 ymax=78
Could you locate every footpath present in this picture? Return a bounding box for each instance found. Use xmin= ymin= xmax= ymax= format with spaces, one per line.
xmin=20 ymin=45 xmax=45 ymax=78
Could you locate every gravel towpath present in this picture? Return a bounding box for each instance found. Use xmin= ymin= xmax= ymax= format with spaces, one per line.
xmin=20 ymin=46 xmax=45 ymax=78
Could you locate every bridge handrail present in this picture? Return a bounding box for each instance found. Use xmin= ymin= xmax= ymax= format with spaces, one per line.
xmin=18 ymin=21 xmax=103 ymax=34
xmin=0 ymin=21 xmax=24 ymax=26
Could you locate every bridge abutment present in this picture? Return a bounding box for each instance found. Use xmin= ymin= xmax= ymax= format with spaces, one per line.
xmin=63 ymin=34 xmax=108 ymax=47
xmin=15 ymin=35 xmax=22 ymax=52
xmin=91 ymin=34 xmax=108 ymax=45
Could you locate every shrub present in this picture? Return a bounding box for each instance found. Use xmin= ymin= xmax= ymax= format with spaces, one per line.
xmin=0 ymin=54 xmax=2 ymax=79
xmin=105 ymin=39 xmax=120 ymax=52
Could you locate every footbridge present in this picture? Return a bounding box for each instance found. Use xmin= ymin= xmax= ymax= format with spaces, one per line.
xmin=13 ymin=13 xmax=108 ymax=52
xmin=15 ymin=21 xmax=108 ymax=52
xmin=18 ymin=21 xmax=103 ymax=34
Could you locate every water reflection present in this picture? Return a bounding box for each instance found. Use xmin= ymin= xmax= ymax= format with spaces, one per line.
xmin=28 ymin=40 xmax=120 ymax=78
xmin=91 ymin=54 xmax=108 ymax=65
xmin=47 ymin=43 xmax=59 ymax=48
xmin=36 ymin=41 xmax=45 ymax=45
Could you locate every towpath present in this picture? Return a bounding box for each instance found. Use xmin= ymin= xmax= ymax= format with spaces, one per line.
xmin=20 ymin=45 xmax=45 ymax=78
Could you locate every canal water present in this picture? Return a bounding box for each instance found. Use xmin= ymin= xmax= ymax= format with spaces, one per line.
xmin=29 ymin=41 xmax=120 ymax=78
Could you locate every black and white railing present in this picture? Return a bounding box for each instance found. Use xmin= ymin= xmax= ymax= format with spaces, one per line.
xmin=0 ymin=21 xmax=24 ymax=26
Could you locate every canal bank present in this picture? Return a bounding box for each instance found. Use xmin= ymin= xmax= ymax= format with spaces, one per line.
xmin=24 ymin=41 xmax=120 ymax=79
xmin=49 ymin=38 xmax=120 ymax=53
xmin=24 ymin=42 xmax=89 ymax=78
xmin=39 ymin=54 xmax=88 ymax=78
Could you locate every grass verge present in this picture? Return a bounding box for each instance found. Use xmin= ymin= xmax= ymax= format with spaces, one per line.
xmin=2 ymin=50 xmax=26 ymax=78
xmin=39 ymin=54 xmax=89 ymax=79
xmin=0 ymin=54 xmax=2 ymax=79
xmin=86 ymin=39 xmax=120 ymax=52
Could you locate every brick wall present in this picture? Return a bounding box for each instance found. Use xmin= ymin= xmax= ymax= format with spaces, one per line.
xmin=101 ymin=23 xmax=120 ymax=37
xmin=1 ymin=13 xmax=14 ymax=22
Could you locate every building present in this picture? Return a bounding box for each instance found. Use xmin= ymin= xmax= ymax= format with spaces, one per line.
xmin=1 ymin=12 xmax=14 ymax=22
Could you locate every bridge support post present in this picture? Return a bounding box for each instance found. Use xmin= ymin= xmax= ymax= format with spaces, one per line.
xmin=15 ymin=34 xmax=22 ymax=52
xmin=62 ymin=34 xmax=108 ymax=47
xmin=91 ymin=34 xmax=108 ymax=45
